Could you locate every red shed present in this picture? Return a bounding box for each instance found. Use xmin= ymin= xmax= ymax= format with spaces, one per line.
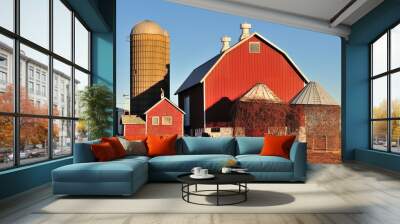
xmin=176 ymin=26 xmax=309 ymax=135
xmin=145 ymin=97 xmax=185 ymax=136
xmin=122 ymin=115 xmax=146 ymax=136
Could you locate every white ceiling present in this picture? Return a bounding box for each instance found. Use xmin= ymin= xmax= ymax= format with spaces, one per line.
xmin=168 ymin=0 xmax=384 ymax=38
xmin=227 ymin=0 xmax=352 ymax=22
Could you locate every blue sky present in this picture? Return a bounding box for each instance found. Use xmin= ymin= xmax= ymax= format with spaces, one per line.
xmin=116 ymin=0 xmax=341 ymax=109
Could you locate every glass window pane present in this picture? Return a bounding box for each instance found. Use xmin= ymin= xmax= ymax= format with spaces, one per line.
xmin=74 ymin=18 xmax=89 ymax=70
xmin=74 ymin=69 xmax=89 ymax=118
xmin=0 ymin=35 xmax=14 ymax=112
xmin=53 ymin=59 xmax=72 ymax=117
xmin=20 ymin=44 xmax=49 ymax=115
xmin=75 ymin=120 xmax=88 ymax=143
xmin=20 ymin=0 xmax=49 ymax=49
xmin=53 ymin=0 xmax=72 ymax=60
xmin=53 ymin=119 xmax=72 ymax=157
xmin=20 ymin=117 xmax=49 ymax=165
xmin=0 ymin=116 xmax=14 ymax=170
xmin=391 ymin=120 xmax=400 ymax=153
xmin=372 ymin=121 xmax=388 ymax=151
xmin=391 ymin=24 xmax=400 ymax=70
xmin=0 ymin=0 xmax=14 ymax=31
xmin=372 ymin=33 xmax=387 ymax=76
xmin=391 ymin=72 xmax=400 ymax=118
xmin=372 ymin=76 xmax=387 ymax=119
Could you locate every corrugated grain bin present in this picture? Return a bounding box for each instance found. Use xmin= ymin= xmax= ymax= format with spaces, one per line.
xmin=130 ymin=20 xmax=170 ymax=115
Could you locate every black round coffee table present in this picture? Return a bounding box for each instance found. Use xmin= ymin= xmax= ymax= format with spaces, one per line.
xmin=177 ymin=173 xmax=255 ymax=206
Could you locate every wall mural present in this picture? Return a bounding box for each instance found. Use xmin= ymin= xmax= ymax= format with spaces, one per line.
xmin=122 ymin=20 xmax=341 ymax=164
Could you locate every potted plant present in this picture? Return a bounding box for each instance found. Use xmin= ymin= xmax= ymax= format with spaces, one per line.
xmin=79 ymin=84 xmax=114 ymax=140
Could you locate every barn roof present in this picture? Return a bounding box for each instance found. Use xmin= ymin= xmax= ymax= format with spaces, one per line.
xmin=175 ymin=32 xmax=310 ymax=94
xmin=144 ymin=97 xmax=185 ymax=114
xmin=290 ymin=81 xmax=338 ymax=105
xmin=175 ymin=54 xmax=222 ymax=94
xmin=239 ymin=83 xmax=281 ymax=103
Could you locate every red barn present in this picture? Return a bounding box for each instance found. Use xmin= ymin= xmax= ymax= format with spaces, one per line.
xmin=144 ymin=97 xmax=185 ymax=136
xmin=176 ymin=24 xmax=309 ymax=135
xmin=122 ymin=115 xmax=146 ymax=136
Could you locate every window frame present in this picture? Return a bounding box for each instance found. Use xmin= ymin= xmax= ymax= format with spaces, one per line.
xmin=370 ymin=21 xmax=400 ymax=154
xmin=0 ymin=53 xmax=8 ymax=90
xmin=0 ymin=70 xmax=7 ymax=86
xmin=0 ymin=0 xmax=92 ymax=171
xmin=0 ymin=53 xmax=7 ymax=68
xmin=249 ymin=41 xmax=261 ymax=53
xmin=152 ymin=116 xmax=159 ymax=126
xmin=161 ymin=116 xmax=173 ymax=125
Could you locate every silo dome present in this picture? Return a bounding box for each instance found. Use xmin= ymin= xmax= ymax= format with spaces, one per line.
xmin=131 ymin=20 xmax=166 ymax=35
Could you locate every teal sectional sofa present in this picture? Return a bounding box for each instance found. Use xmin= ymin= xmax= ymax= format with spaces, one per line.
xmin=52 ymin=137 xmax=307 ymax=196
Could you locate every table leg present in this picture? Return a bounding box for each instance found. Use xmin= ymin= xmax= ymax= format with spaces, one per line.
xmin=217 ymin=184 xmax=219 ymax=206
xmin=187 ymin=184 xmax=190 ymax=202
xmin=195 ymin=184 xmax=198 ymax=192
xmin=245 ymin=183 xmax=247 ymax=201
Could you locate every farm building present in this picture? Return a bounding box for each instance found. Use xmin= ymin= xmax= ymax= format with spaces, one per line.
xmin=291 ymin=82 xmax=341 ymax=163
xmin=145 ymin=97 xmax=185 ymax=136
xmin=123 ymin=95 xmax=185 ymax=137
xmin=175 ymin=23 xmax=309 ymax=135
xmin=122 ymin=115 xmax=146 ymax=136
xmin=175 ymin=23 xmax=341 ymax=163
xmin=231 ymin=83 xmax=305 ymax=138
xmin=130 ymin=20 xmax=170 ymax=115
xmin=230 ymin=81 xmax=340 ymax=163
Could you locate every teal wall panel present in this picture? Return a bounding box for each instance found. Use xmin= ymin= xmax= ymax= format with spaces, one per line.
xmin=66 ymin=0 xmax=111 ymax=32
xmin=92 ymin=32 xmax=114 ymax=88
xmin=343 ymin=43 xmax=370 ymax=160
xmin=355 ymin=149 xmax=400 ymax=172
xmin=91 ymin=32 xmax=115 ymax=135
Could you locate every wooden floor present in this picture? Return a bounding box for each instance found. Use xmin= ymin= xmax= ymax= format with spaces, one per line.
xmin=1 ymin=162 xmax=400 ymax=224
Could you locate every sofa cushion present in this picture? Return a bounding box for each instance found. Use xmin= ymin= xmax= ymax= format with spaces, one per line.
xmin=118 ymin=137 xmax=147 ymax=156
xmin=235 ymin=137 xmax=264 ymax=155
xmin=260 ymin=135 xmax=296 ymax=159
xmin=236 ymin=155 xmax=293 ymax=172
xmin=91 ymin=142 xmax=118 ymax=162
xmin=101 ymin=137 xmax=127 ymax=158
xmin=147 ymin=135 xmax=177 ymax=157
xmin=180 ymin=137 xmax=235 ymax=155
xmin=53 ymin=159 xmax=147 ymax=183
xmin=73 ymin=140 xmax=100 ymax=163
xmin=149 ymin=154 xmax=235 ymax=172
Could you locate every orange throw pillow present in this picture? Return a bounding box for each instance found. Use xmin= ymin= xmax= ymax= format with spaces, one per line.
xmin=146 ymin=135 xmax=177 ymax=157
xmin=260 ymin=134 xmax=296 ymax=159
xmin=101 ymin=137 xmax=127 ymax=158
xmin=91 ymin=142 xmax=117 ymax=161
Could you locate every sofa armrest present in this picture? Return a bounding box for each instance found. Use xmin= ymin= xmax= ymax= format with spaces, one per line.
xmin=289 ymin=141 xmax=307 ymax=182
xmin=73 ymin=140 xmax=100 ymax=163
